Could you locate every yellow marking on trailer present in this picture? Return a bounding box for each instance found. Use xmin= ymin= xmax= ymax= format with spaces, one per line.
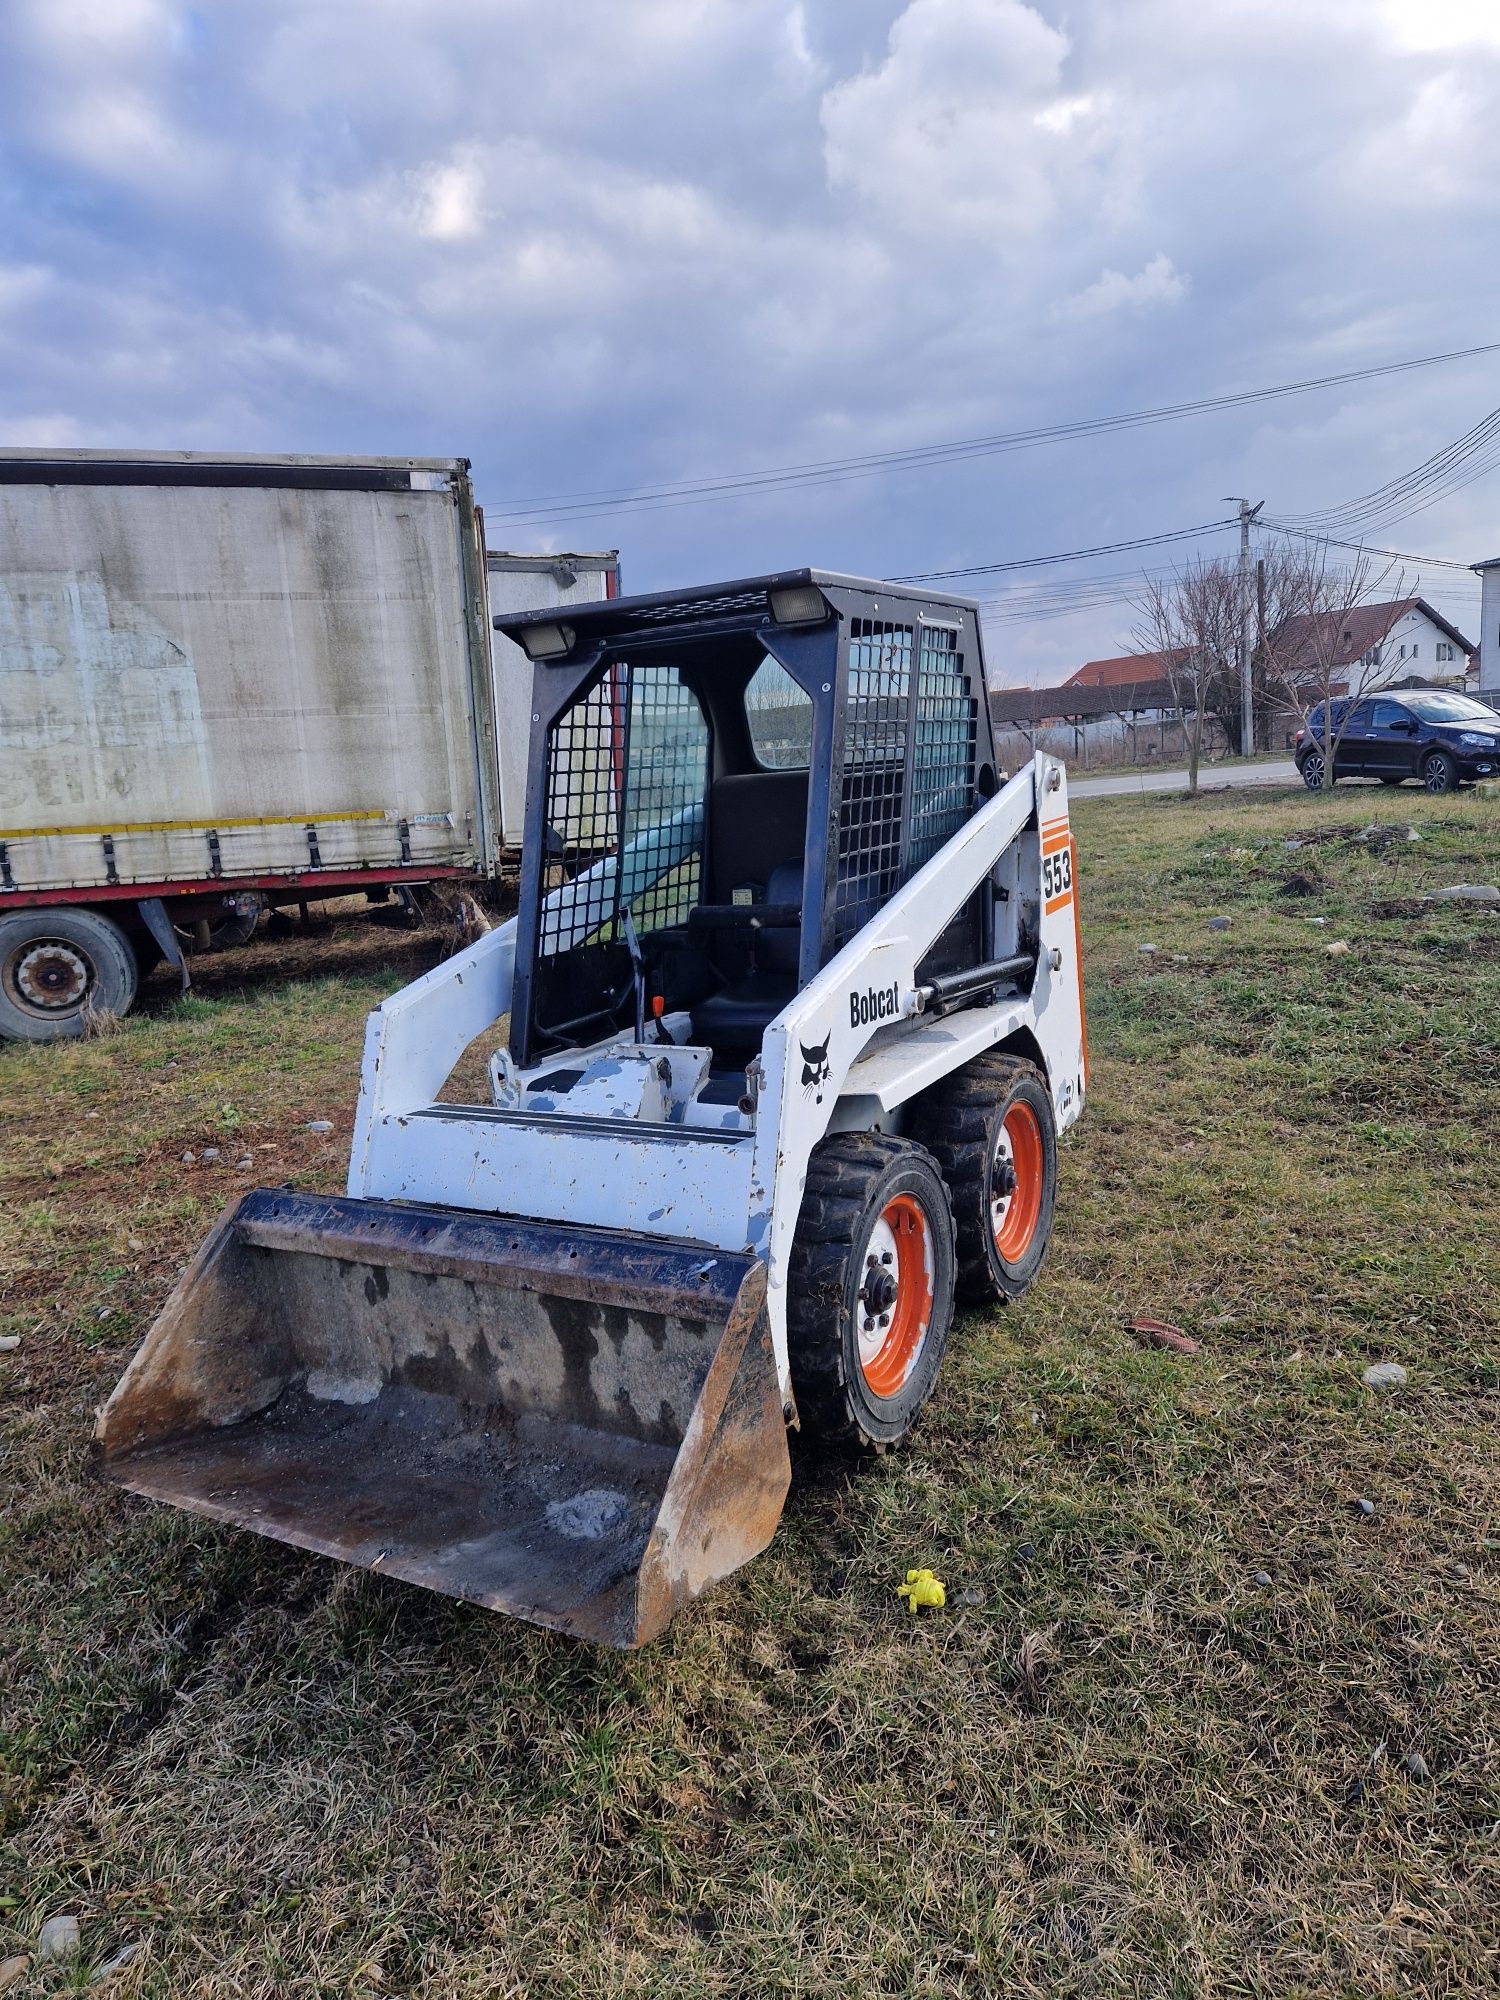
xmin=0 ymin=811 xmax=390 ymax=840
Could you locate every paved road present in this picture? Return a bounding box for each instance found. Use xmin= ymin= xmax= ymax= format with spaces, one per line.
xmin=1071 ymin=759 xmax=1299 ymax=800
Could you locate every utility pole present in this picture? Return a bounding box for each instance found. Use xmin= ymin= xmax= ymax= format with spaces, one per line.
xmin=1224 ymin=496 xmax=1264 ymax=753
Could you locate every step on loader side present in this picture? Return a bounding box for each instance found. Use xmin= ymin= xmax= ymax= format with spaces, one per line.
xmin=95 ymin=1190 xmax=791 ymax=1648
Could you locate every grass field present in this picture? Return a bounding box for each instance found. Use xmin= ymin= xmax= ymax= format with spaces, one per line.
xmin=3 ymin=783 xmax=1497 ymax=1998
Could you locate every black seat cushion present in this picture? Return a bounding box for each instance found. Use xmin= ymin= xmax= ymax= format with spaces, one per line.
xmin=691 ymin=973 xmax=797 ymax=1059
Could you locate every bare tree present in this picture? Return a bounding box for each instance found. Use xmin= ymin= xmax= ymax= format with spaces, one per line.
xmin=1259 ymin=541 xmax=1406 ymax=787
xmin=1133 ymin=557 xmax=1242 ymax=794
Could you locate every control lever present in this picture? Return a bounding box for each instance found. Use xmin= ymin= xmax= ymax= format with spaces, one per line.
xmin=622 ymin=908 xmax=646 ymax=1043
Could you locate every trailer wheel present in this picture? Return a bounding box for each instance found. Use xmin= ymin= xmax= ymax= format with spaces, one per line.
xmin=908 ymin=1053 xmax=1057 ymax=1304
xmin=787 ymin=1132 xmax=956 ymax=1449
xmin=0 ymin=908 xmax=139 ymax=1041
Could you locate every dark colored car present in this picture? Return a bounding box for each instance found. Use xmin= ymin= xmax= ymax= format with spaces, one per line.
xmin=1295 ymin=689 xmax=1500 ymax=793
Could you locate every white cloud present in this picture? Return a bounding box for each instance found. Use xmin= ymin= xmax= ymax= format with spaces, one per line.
xmin=1053 ymin=253 xmax=1187 ymax=322
xmin=820 ymin=0 xmax=1100 ymax=236
xmin=417 ymin=156 xmax=488 ymax=244
xmin=1380 ymin=0 xmax=1500 ymax=51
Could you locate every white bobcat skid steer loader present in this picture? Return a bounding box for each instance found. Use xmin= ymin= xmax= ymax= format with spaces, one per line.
xmin=98 ymin=571 xmax=1087 ymax=1647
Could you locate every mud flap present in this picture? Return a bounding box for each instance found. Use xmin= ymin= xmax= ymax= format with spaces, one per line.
xmin=95 ymin=1191 xmax=791 ymax=1647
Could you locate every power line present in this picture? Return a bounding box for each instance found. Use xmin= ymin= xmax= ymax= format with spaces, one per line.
xmin=1276 ymin=406 xmax=1500 ymax=536
xmin=891 ymin=519 xmax=1237 ymax=582
xmin=1258 ymin=519 xmax=1477 ymax=571
xmin=485 ymin=338 xmax=1500 ymax=527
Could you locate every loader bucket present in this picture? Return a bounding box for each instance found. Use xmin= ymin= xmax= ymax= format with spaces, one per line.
xmin=95 ymin=1191 xmax=791 ymax=1647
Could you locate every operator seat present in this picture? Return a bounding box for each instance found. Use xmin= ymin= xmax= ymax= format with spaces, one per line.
xmin=690 ymin=860 xmax=802 ymax=1063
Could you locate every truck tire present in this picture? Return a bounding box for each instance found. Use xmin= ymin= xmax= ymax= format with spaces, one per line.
xmin=787 ymin=1132 xmax=956 ymax=1449
xmin=0 ymin=908 xmax=139 ymax=1041
xmin=907 ymin=1053 xmax=1057 ymax=1305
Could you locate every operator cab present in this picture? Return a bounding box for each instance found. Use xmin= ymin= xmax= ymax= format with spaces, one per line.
xmin=496 ymin=570 xmax=1000 ymax=1118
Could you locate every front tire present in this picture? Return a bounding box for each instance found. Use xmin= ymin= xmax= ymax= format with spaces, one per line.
xmin=0 ymin=908 xmax=138 ymax=1041
xmin=1421 ymin=749 xmax=1458 ymax=794
xmin=787 ymin=1132 xmax=956 ymax=1449
xmin=908 ymin=1053 xmax=1058 ymax=1303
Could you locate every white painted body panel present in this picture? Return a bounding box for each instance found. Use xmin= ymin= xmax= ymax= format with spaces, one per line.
xmin=345 ymin=755 xmax=1086 ymax=1405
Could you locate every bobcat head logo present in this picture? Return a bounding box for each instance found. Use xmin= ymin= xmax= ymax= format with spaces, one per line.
xmin=800 ymin=1034 xmax=831 ymax=1101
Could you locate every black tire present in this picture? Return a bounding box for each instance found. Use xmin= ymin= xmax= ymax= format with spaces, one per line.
xmin=174 ymin=904 xmax=260 ymax=950
xmin=1379 ymin=774 xmax=1406 ymax=787
xmin=907 ymin=1053 xmax=1058 ymax=1304
xmin=1299 ymin=749 xmax=1329 ymax=791
xmin=1421 ymin=749 xmax=1458 ymax=794
xmin=0 ymin=908 xmax=138 ymax=1041
xmin=787 ymin=1132 xmax=956 ymax=1449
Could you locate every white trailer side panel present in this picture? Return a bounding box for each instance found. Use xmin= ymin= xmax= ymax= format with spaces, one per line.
xmin=486 ymin=551 xmax=619 ymax=848
xmin=0 ymin=460 xmax=488 ymax=893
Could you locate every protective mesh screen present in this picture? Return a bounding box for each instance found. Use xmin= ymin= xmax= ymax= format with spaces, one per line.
xmin=908 ymin=623 xmax=978 ymax=872
xmin=834 ymin=619 xmax=912 ymax=948
xmin=538 ymin=662 xmax=706 ymax=962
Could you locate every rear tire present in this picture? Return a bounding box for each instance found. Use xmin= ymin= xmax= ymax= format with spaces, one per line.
xmin=907 ymin=1053 xmax=1058 ymax=1304
xmin=1379 ymin=774 xmax=1405 ymax=787
xmin=0 ymin=908 xmax=138 ymax=1041
xmin=787 ymin=1132 xmax=956 ymax=1449
xmin=1421 ymin=749 xmax=1458 ymax=794
xmin=1300 ymin=750 xmax=1329 ymax=791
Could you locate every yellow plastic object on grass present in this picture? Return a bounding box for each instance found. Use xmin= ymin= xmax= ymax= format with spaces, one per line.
xmin=898 ymin=1568 xmax=946 ymax=1614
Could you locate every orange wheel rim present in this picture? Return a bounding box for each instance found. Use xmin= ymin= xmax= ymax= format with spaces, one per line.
xmin=858 ymin=1193 xmax=935 ymax=1397
xmin=993 ymin=1102 xmax=1043 ymax=1263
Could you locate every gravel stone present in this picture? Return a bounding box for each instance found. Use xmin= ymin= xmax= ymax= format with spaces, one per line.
xmin=1356 ymin=1498 xmax=1376 ymax=1518
xmin=39 ymin=1915 xmax=80 ymax=1961
xmin=1362 ymin=1361 xmax=1408 ymax=1389
xmin=306 ymin=1119 xmax=334 ymax=1134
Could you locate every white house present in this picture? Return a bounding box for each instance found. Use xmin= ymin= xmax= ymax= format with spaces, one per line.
xmin=1471 ymin=557 xmax=1500 ymax=703
xmin=1277 ymin=596 xmax=1474 ymax=699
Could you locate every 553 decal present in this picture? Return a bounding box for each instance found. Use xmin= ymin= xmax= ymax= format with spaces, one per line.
xmin=1042 ymin=845 xmax=1073 ymax=900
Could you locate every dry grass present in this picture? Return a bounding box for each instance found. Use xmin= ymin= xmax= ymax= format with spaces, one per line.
xmin=2 ymin=785 xmax=1498 ymax=1997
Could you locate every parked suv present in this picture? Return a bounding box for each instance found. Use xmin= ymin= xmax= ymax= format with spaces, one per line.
xmin=1295 ymin=689 xmax=1500 ymax=792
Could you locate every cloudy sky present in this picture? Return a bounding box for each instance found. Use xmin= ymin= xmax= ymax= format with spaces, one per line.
xmin=3 ymin=0 xmax=1499 ymax=683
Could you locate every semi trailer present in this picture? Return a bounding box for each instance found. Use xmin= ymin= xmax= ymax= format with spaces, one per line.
xmin=0 ymin=448 xmax=617 ymax=1038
